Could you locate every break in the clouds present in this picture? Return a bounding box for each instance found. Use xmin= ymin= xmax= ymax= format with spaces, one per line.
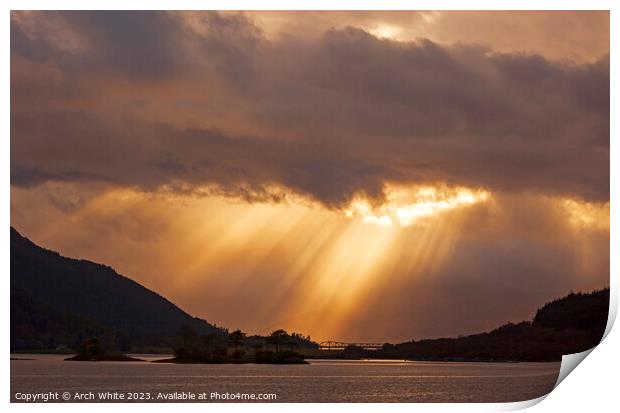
xmin=11 ymin=11 xmax=609 ymax=207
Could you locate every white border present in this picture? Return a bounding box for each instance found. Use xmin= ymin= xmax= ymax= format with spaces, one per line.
xmin=2 ymin=1 xmax=617 ymax=412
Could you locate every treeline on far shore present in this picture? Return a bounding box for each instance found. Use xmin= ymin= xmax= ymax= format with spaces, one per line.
xmin=334 ymin=288 xmax=609 ymax=362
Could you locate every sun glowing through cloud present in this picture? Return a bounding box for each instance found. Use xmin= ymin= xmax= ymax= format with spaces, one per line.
xmin=369 ymin=23 xmax=403 ymax=40
xmin=344 ymin=185 xmax=490 ymax=228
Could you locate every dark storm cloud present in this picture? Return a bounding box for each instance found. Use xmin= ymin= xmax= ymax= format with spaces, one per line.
xmin=10 ymin=11 xmax=609 ymax=207
xmin=11 ymin=11 xmax=181 ymax=77
xmin=10 ymin=109 xmax=390 ymax=207
xmin=253 ymin=28 xmax=607 ymax=140
xmin=65 ymin=11 xmax=185 ymax=78
xmin=11 ymin=11 xmax=263 ymax=80
xmin=11 ymin=19 xmax=57 ymax=63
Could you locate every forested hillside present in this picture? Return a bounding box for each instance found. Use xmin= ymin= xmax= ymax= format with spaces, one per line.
xmin=11 ymin=227 xmax=225 ymax=351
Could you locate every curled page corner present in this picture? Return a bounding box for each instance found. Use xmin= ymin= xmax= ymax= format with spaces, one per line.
xmin=603 ymin=285 xmax=618 ymax=339
xmin=554 ymin=348 xmax=595 ymax=389
xmin=549 ymin=287 xmax=616 ymax=395
xmin=501 ymin=394 xmax=549 ymax=411
xmin=499 ymin=347 xmax=598 ymax=410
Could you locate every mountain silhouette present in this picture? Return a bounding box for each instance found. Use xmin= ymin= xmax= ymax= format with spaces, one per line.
xmin=11 ymin=227 xmax=225 ymax=351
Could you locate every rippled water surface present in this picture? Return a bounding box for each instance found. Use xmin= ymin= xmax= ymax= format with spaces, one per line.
xmin=11 ymin=354 xmax=560 ymax=402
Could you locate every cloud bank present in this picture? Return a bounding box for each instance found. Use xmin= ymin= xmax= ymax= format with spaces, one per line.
xmin=11 ymin=11 xmax=609 ymax=208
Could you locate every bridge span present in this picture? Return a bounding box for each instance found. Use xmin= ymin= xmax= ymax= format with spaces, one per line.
xmin=318 ymin=341 xmax=384 ymax=351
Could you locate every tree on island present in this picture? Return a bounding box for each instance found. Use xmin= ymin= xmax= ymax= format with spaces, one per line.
xmin=228 ymin=329 xmax=246 ymax=351
xmin=266 ymin=329 xmax=289 ymax=352
xmin=79 ymin=337 xmax=104 ymax=356
xmin=65 ymin=337 xmax=142 ymax=362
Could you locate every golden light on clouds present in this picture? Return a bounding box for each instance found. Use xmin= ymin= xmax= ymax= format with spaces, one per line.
xmin=344 ymin=185 xmax=490 ymax=228
xmin=368 ymin=24 xmax=403 ymax=40
xmin=561 ymin=198 xmax=610 ymax=231
xmin=243 ymin=11 xmax=608 ymax=62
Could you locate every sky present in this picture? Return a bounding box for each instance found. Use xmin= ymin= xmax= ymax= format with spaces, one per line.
xmin=10 ymin=11 xmax=609 ymax=342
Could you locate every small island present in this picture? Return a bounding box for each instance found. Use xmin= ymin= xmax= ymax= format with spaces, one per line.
xmin=154 ymin=328 xmax=309 ymax=364
xmin=155 ymin=350 xmax=307 ymax=364
xmin=65 ymin=338 xmax=144 ymax=362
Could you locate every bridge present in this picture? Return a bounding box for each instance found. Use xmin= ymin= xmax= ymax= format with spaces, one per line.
xmin=318 ymin=341 xmax=384 ymax=351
